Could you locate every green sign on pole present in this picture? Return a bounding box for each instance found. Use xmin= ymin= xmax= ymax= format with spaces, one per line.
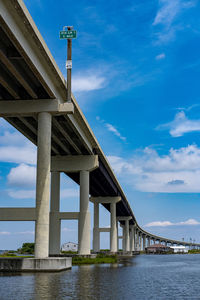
xmin=59 ymin=30 xmax=77 ymax=39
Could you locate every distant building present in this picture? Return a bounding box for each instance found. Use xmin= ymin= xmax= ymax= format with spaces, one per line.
xmin=146 ymin=243 xmax=172 ymax=254
xmin=61 ymin=242 xmax=78 ymax=252
xmin=170 ymin=246 xmax=188 ymax=253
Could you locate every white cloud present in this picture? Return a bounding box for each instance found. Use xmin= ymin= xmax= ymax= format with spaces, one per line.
xmin=0 ymin=145 xmax=36 ymax=165
xmin=107 ymin=144 xmax=200 ymax=193
xmin=179 ymin=219 xmax=200 ymax=225
xmin=0 ymin=126 xmax=36 ymax=165
xmin=145 ymin=218 xmax=200 ymax=227
xmin=72 ymin=73 xmax=105 ymax=92
xmin=145 ymin=221 xmax=174 ymax=227
xmin=158 ymin=111 xmax=200 ymax=137
xmin=107 ymin=156 xmax=132 ymax=175
xmin=7 ymin=189 xmax=35 ymax=199
xmin=7 ymin=164 xmax=36 ymax=188
xmin=155 ymin=53 xmax=166 ymax=60
xmin=105 ymin=123 xmax=126 ymax=141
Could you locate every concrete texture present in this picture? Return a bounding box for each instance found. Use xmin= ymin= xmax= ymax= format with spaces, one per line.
xmin=125 ymin=219 xmax=130 ymax=252
xmin=0 ymin=257 xmax=72 ymax=272
xmin=78 ymin=170 xmax=90 ymax=255
xmin=110 ymin=202 xmax=117 ymax=253
xmin=35 ymin=112 xmax=51 ymax=258
xmin=49 ymin=172 xmax=61 ymax=255
xmin=93 ymin=202 xmax=100 ymax=252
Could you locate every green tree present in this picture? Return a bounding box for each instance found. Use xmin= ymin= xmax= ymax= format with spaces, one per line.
xmin=18 ymin=243 xmax=35 ymax=254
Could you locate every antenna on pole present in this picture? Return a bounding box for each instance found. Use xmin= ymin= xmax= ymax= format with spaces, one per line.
xmin=59 ymin=26 xmax=77 ymax=102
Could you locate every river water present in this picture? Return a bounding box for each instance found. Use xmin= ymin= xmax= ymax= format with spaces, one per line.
xmin=1 ymin=254 xmax=200 ymax=300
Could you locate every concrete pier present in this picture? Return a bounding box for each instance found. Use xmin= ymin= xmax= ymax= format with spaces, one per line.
xmin=49 ymin=172 xmax=61 ymax=255
xmin=0 ymin=257 xmax=72 ymax=272
xmin=35 ymin=112 xmax=52 ymax=259
xmin=91 ymin=196 xmax=121 ymax=253
xmin=143 ymin=235 xmax=146 ymax=251
xmin=93 ymin=202 xmax=100 ymax=252
xmin=110 ymin=202 xmax=117 ymax=253
xmin=78 ymin=170 xmax=90 ymax=255
xmin=130 ymin=225 xmax=135 ymax=251
xmin=125 ymin=219 xmax=130 ymax=252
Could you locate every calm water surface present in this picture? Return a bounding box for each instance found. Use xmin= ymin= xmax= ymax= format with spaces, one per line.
xmin=1 ymin=254 xmax=200 ymax=300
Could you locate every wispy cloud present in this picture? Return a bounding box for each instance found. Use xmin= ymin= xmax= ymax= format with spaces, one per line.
xmin=0 ymin=231 xmax=11 ymax=235
xmin=153 ymin=0 xmax=181 ymax=27
xmin=0 ymin=231 xmax=34 ymax=235
xmin=153 ymin=0 xmax=197 ymax=43
xmin=96 ymin=116 xmax=127 ymax=142
xmin=105 ymin=123 xmax=126 ymax=141
xmin=108 ymin=144 xmax=200 ymax=193
xmin=145 ymin=218 xmax=200 ymax=227
xmin=72 ymin=73 xmax=106 ymax=92
xmin=7 ymin=189 xmax=35 ymax=199
xmin=158 ymin=111 xmax=200 ymax=137
xmin=175 ymin=104 xmax=200 ymax=112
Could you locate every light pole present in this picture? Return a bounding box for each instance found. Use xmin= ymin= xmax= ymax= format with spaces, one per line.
xmin=66 ymin=26 xmax=72 ymax=102
xmin=59 ymin=26 xmax=77 ymax=102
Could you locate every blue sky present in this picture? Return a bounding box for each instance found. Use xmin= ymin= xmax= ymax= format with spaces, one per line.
xmin=1 ymin=0 xmax=200 ymax=249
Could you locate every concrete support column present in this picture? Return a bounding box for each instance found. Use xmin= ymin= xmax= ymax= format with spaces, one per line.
xmin=125 ymin=220 xmax=130 ymax=252
xmin=130 ymin=225 xmax=135 ymax=251
xmin=143 ymin=235 xmax=146 ymax=251
xmin=35 ymin=112 xmax=52 ymax=258
xmin=147 ymin=237 xmax=150 ymax=247
xmin=122 ymin=226 xmax=125 ymax=252
xmin=93 ymin=202 xmax=100 ymax=252
xmin=110 ymin=202 xmax=117 ymax=253
xmin=136 ymin=232 xmax=138 ymax=248
xmin=49 ymin=172 xmax=61 ymax=255
xmin=78 ymin=170 xmax=90 ymax=255
xmin=140 ymin=233 xmax=142 ymax=251
xmin=117 ymin=222 xmax=119 ymax=251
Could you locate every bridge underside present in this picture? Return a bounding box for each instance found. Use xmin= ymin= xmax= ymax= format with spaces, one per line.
xmin=0 ymin=10 xmax=132 ymax=223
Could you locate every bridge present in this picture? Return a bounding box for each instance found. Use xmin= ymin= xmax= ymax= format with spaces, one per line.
xmin=0 ymin=0 xmax=199 ymax=264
